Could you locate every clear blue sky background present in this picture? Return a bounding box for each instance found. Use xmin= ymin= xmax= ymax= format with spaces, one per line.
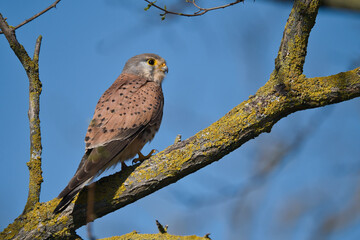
xmin=1 ymin=1 xmax=360 ymax=239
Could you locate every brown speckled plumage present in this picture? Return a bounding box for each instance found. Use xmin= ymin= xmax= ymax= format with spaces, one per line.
xmin=54 ymin=53 xmax=168 ymax=213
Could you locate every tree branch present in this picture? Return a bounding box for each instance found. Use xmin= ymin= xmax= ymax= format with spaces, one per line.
xmin=98 ymin=221 xmax=211 ymax=240
xmin=321 ymin=0 xmax=360 ymax=11
xmin=98 ymin=232 xmax=211 ymax=240
xmin=0 ymin=14 xmax=43 ymax=214
xmin=273 ymin=0 xmax=360 ymax=12
xmin=273 ymin=0 xmax=319 ymax=82
xmin=33 ymin=35 xmax=42 ymax=62
xmin=0 ymin=0 xmax=62 ymax=34
xmin=144 ymin=0 xmax=244 ymax=18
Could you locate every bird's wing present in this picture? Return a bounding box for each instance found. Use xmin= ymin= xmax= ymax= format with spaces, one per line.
xmin=54 ymin=73 xmax=164 ymax=213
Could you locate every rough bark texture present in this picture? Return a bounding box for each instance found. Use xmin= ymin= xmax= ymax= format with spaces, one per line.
xmin=1 ymin=0 xmax=360 ymax=239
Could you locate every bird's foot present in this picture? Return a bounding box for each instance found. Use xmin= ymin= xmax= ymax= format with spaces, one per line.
xmin=132 ymin=149 xmax=158 ymax=164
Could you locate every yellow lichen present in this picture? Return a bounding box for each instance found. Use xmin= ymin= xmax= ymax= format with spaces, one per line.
xmin=102 ymin=231 xmax=209 ymax=240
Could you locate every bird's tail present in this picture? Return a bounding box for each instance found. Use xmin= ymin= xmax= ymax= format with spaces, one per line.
xmin=53 ymin=152 xmax=93 ymax=214
xmin=53 ymin=179 xmax=91 ymax=214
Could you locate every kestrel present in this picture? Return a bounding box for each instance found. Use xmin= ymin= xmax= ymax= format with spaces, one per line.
xmin=54 ymin=53 xmax=168 ymax=213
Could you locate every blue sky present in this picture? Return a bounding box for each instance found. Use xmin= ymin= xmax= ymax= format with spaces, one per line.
xmin=1 ymin=1 xmax=360 ymax=239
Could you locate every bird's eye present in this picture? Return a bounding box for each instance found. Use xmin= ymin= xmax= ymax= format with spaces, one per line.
xmin=147 ymin=59 xmax=155 ymax=65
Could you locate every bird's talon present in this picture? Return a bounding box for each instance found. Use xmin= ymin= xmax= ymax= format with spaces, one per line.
xmin=132 ymin=159 xmax=138 ymax=165
xmin=132 ymin=149 xmax=158 ymax=164
xmin=151 ymin=149 xmax=159 ymax=155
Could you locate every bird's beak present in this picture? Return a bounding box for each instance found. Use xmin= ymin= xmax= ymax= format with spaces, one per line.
xmin=159 ymin=63 xmax=168 ymax=74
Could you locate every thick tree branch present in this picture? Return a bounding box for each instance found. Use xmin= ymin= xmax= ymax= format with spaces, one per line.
xmin=0 ymin=14 xmax=43 ymax=214
xmin=0 ymin=0 xmax=62 ymax=34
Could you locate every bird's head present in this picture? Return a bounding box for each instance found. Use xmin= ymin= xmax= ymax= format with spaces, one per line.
xmin=122 ymin=53 xmax=168 ymax=84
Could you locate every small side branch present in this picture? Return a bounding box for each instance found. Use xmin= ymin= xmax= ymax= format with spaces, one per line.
xmin=33 ymin=35 xmax=42 ymax=62
xmin=144 ymin=0 xmax=244 ymax=18
xmin=0 ymin=13 xmax=43 ymax=214
xmin=272 ymin=0 xmax=320 ymax=81
xmin=0 ymin=0 xmax=62 ymax=34
xmin=25 ymin=34 xmax=43 ymax=214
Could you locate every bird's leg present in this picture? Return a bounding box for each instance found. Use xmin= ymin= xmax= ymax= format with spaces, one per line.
xmin=132 ymin=149 xmax=158 ymax=164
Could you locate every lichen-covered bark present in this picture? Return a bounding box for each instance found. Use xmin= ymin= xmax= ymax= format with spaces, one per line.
xmin=24 ymin=35 xmax=43 ymax=214
xmin=1 ymin=0 xmax=360 ymax=239
xmin=0 ymin=14 xmax=43 ymax=214
xmin=100 ymin=231 xmax=211 ymax=240
xmin=274 ymin=0 xmax=319 ymax=82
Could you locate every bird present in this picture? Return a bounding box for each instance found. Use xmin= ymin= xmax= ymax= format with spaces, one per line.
xmin=53 ymin=53 xmax=168 ymax=213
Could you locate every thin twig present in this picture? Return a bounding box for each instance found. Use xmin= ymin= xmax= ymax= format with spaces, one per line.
xmin=144 ymin=0 xmax=244 ymax=17
xmin=0 ymin=14 xmax=18 ymax=44
xmin=0 ymin=0 xmax=62 ymax=34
